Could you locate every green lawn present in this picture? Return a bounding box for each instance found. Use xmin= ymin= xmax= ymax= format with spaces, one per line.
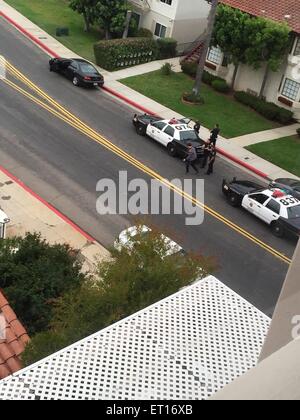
xmin=5 ymin=0 xmax=102 ymax=63
xmin=121 ymin=71 xmax=278 ymax=138
xmin=247 ymin=136 xmax=300 ymax=177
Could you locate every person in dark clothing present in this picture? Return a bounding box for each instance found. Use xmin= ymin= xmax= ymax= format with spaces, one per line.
xmin=206 ymin=146 xmax=217 ymax=175
xmin=184 ymin=143 xmax=199 ymax=174
xmin=194 ymin=121 xmax=201 ymax=136
xmin=210 ymin=124 xmax=220 ymax=145
xmin=200 ymin=140 xmax=212 ymax=169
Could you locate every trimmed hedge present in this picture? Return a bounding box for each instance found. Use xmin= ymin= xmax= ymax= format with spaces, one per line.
xmin=136 ymin=28 xmax=153 ymax=38
xmin=234 ymin=91 xmax=294 ymax=124
xmin=211 ymin=79 xmax=230 ymax=94
xmin=181 ymin=62 xmax=226 ymax=87
xmin=94 ymin=37 xmax=159 ymax=71
xmin=157 ymin=38 xmax=177 ymax=59
xmin=297 ymin=128 xmax=300 ymax=137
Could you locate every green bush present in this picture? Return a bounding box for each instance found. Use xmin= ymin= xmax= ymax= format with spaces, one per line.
xmin=211 ymin=79 xmax=230 ymax=94
xmin=297 ymin=128 xmax=300 ymax=137
xmin=277 ymin=108 xmax=294 ymax=124
xmin=181 ymin=61 xmax=197 ymax=77
xmin=182 ymin=91 xmax=204 ymax=104
xmin=160 ymin=63 xmax=173 ymax=76
xmin=202 ymin=70 xmax=215 ymax=85
xmin=234 ymin=91 xmax=294 ymax=124
xmin=157 ymin=37 xmax=177 ymax=59
xmin=94 ymin=37 xmax=159 ymax=71
xmin=136 ymin=28 xmax=153 ymax=38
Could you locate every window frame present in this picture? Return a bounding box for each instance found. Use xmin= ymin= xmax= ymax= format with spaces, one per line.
xmin=154 ymin=22 xmax=167 ymax=38
xmin=207 ymin=46 xmax=223 ymax=65
xmin=281 ymin=78 xmax=300 ymax=101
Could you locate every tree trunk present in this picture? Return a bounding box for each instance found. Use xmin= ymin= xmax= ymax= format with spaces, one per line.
xmin=192 ymin=0 xmax=219 ymax=96
xmin=231 ymin=63 xmax=239 ymax=90
xmin=83 ymin=11 xmax=90 ymax=33
xmin=123 ymin=10 xmax=132 ymax=39
xmin=259 ymin=64 xmax=270 ymax=99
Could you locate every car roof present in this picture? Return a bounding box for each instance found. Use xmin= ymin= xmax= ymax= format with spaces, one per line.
xmin=258 ymin=189 xmax=300 ymax=207
xmin=159 ymin=120 xmax=193 ymax=132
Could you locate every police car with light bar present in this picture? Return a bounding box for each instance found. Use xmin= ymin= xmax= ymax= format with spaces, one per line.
xmin=222 ymin=178 xmax=300 ymax=237
xmin=132 ymin=114 xmax=205 ymax=159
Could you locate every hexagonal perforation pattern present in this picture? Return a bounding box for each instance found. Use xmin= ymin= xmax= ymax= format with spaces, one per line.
xmin=0 ymin=276 xmax=270 ymax=400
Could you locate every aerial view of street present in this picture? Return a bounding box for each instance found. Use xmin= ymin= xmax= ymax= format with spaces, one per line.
xmin=0 ymin=0 xmax=299 ymax=403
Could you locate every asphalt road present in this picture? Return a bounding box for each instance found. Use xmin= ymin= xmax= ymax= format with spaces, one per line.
xmin=0 ymin=18 xmax=297 ymax=316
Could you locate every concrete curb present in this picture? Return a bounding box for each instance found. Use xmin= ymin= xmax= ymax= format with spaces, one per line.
xmin=1 ymin=11 xmax=269 ymax=181
xmin=0 ymin=163 xmax=96 ymax=243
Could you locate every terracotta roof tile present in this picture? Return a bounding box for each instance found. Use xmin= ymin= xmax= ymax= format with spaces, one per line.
xmin=0 ymin=290 xmax=30 ymax=380
xmin=221 ymin=0 xmax=300 ymax=33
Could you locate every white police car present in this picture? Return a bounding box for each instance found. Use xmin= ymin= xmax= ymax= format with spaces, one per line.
xmin=133 ymin=114 xmax=205 ymax=158
xmin=222 ymin=178 xmax=300 ymax=237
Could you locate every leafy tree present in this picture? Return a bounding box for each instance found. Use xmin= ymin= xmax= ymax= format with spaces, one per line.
xmin=69 ymin=0 xmax=97 ymax=32
xmin=0 ymin=233 xmax=85 ymax=334
xmin=94 ymin=0 xmax=135 ymax=39
xmin=22 ymin=226 xmax=216 ymax=366
xmin=243 ymin=18 xmax=290 ymax=98
xmin=212 ymin=5 xmax=249 ymax=88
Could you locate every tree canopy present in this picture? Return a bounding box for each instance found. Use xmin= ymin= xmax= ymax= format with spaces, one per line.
xmin=22 ymin=225 xmax=216 ymax=366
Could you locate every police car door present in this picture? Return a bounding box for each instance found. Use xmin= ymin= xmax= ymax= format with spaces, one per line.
xmin=258 ymin=198 xmax=281 ymax=225
xmin=161 ymin=125 xmax=175 ymax=147
xmin=147 ymin=121 xmax=166 ymax=142
xmin=243 ymin=193 xmax=269 ymax=217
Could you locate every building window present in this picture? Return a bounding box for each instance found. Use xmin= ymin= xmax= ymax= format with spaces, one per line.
xmin=294 ymin=38 xmax=300 ymax=56
xmin=154 ymin=23 xmax=167 ymax=38
xmin=161 ymin=0 xmax=173 ymax=4
xmin=281 ymin=78 xmax=300 ymax=101
xmin=207 ymin=46 xmax=222 ymax=65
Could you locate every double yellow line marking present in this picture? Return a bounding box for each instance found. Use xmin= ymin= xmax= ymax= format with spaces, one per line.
xmin=0 ymin=57 xmax=292 ymax=265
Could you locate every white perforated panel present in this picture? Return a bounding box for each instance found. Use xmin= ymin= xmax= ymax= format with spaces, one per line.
xmin=0 ymin=277 xmax=270 ymax=400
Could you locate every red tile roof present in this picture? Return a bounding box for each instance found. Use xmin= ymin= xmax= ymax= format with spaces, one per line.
xmin=0 ymin=291 xmax=30 ymax=380
xmin=221 ymin=0 xmax=300 ymax=33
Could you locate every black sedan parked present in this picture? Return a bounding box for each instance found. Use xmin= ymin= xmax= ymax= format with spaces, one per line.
xmin=269 ymin=178 xmax=300 ymax=200
xmin=49 ymin=58 xmax=104 ymax=88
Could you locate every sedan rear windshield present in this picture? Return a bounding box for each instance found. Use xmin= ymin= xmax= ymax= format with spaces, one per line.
xmin=179 ymin=130 xmax=198 ymax=141
xmin=80 ymin=64 xmax=97 ymax=74
xmin=287 ymin=205 xmax=300 ymax=219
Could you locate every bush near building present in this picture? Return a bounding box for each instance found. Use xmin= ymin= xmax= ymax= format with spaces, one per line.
xmin=156 ymin=38 xmax=178 ymax=59
xmin=94 ymin=37 xmax=159 ymax=71
xmin=234 ymin=91 xmax=294 ymax=124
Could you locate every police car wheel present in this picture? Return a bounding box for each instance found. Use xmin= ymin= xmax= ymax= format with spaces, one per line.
xmin=271 ymin=222 xmax=284 ymax=238
xmin=228 ymin=193 xmax=239 ymax=207
xmin=73 ymin=77 xmax=80 ymax=87
xmin=136 ymin=124 xmax=146 ymax=136
xmin=167 ymin=144 xmax=177 ymax=157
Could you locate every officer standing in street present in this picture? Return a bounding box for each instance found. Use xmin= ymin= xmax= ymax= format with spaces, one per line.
xmin=184 ymin=143 xmax=199 ymax=174
xmin=206 ymin=145 xmax=217 ymax=175
xmin=200 ymin=140 xmax=212 ymax=169
xmin=210 ymin=124 xmax=220 ymax=145
xmin=194 ymin=121 xmax=201 ymax=136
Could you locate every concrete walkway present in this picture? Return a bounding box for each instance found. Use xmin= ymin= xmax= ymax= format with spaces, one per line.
xmin=232 ymin=124 xmax=300 ymax=147
xmin=0 ymin=0 xmax=299 ymax=181
xmin=0 ymin=168 xmax=110 ymax=273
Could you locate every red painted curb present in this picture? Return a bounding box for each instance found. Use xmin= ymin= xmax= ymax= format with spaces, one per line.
xmin=216 ymin=148 xmax=269 ymax=179
xmin=102 ymin=86 xmax=156 ymax=116
xmin=0 ymin=11 xmax=59 ymax=58
xmin=0 ymin=164 xmax=96 ymax=243
xmin=1 ymin=10 xmax=270 ymax=180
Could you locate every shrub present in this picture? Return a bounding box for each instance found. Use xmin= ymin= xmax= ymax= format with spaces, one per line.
xmin=297 ymin=128 xmax=300 ymax=137
xmin=202 ymin=70 xmax=215 ymax=85
xmin=94 ymin=37 xmax=159 ymax=71
xmin=181 ymin=61 xmax=197 ymax=78
xmin=182 ymin=91 xmax=204 ymax=104
xmin=136 ymin=28 xmax=153 ymax=38
xmin=157 ymin=37 xmax=177 ymax=59
xmin=211 ymin=79 xmax=230 ymax=94
xmin=160 ymin=63 xmax=173 ymax=76
xmin=234 ymin=91 xmax=294 ymax=124
xmin=277 ymin=108 xmax=294 ymax=124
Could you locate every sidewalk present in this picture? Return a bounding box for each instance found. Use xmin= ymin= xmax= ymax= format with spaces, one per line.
xmin=231 ymin=124 xmax=300 ymax=147
xmin=0 ymin=0 xmax=299 ymax=181
xmin=0 ymin=168 xmax=110 ymax=273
